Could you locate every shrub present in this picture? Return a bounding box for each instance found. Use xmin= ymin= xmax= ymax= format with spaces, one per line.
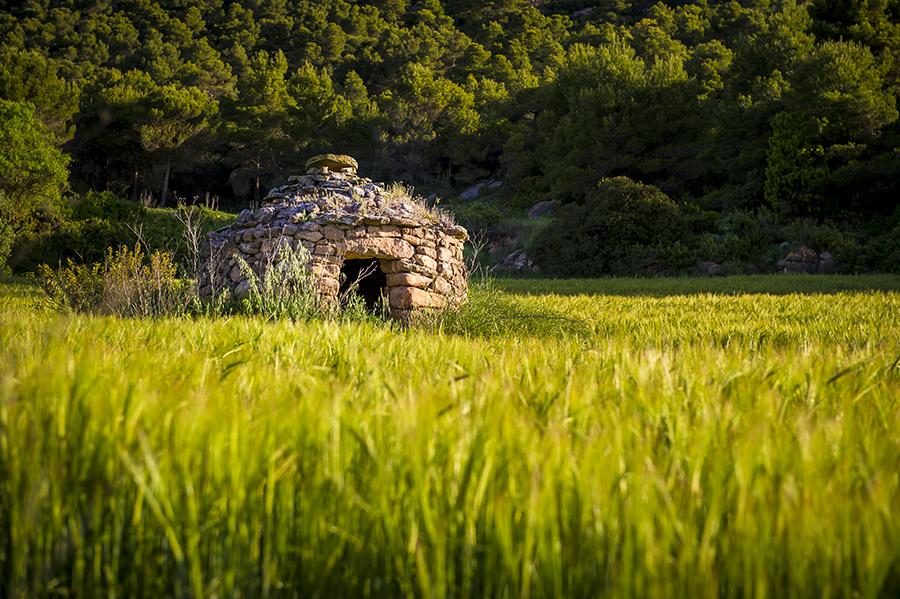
xmin=34 ymin=260 xmax=105 ymax=313
xmin=12 ymin=218 xmax=135 ymax=272
xmin=717 ymin=210 xmax=779 ymax=257
xmin=235 ymin=240 xmax=385 ymax=323
xmin=34 ymin=239 xmax=396 ymax=322
xmin=450 ymin=201 xmax=503 ymax=230
xmin=868 ymin=209 xmax=900 ymax=272
xmin=780 ymin=220 xmax=866 ymax=272
xmin=873 ymin=228 xmax=900 ymax=271
xmin=764 ymin=111 xmax=830 ymax=218
xmin=140 ymin=205 xmax=235 ymax=256
xmin=695 ymin=209 xmax=783 ymax=271
xmin=687 ymin=212 xmax=900 ymax=275
xmin=10 ymin=192 xmax=237 ymax=274
xmin=36 ymin=244 xmax=190 ymax=316
xmin=236 ymin=241 xmax=324 ymax=321
xmin=657 ymin=240 xmax=698 ymax=272
xmin=530 ymin=177 xmax=685 ymax=276
xmin=0 ymin=195 xmax=12 ymax=275
xmin=0 ymin=100 xmax=70 ymax=261
xmin=71 ymin=190 xmax=144 ymax=222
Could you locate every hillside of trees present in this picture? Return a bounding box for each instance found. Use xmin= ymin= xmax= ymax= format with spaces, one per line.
xmin=1 ymin=0 xmax=899 ymax=275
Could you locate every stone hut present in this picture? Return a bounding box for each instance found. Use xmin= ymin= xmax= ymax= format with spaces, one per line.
xmin=200 ymin=154 xmax=468 ymax=320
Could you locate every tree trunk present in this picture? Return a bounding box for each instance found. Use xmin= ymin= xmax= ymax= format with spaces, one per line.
xmin=254 ymin=160 xmax=261 ymax=210
xmin=131 ymin=169 xmax=139 ymax=203
xmin=160 ymin=157 xmax=172 ymax=207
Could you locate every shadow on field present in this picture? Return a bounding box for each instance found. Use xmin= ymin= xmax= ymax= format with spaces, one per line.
xmin=436 ymin=283 xmax=594 ymax=340
xmin=496 ymin=274 xmax=900 ymax=297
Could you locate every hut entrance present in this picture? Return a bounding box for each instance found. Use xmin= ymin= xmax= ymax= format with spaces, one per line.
xmin=339 ymin=258 xmax=387 ymax=311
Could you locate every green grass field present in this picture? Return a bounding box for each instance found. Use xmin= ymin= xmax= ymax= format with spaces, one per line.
xmin=1 ymin=275 xmax=898 ymax=597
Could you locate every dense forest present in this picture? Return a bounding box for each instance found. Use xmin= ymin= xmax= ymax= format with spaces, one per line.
xmin=1 ymin=0 xmax=898 ymax=275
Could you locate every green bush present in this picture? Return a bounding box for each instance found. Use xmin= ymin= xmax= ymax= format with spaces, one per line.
xmin=71 ymin=190 xmax=144 ymax=221
xmin=34 ymin=260 xmax=105 ymax=313
xmin=236 ymin=241 xmax=325 ymax=321
xmin=690 ymin=210 xmax=782 ymax=271
xmin=10 ymin=192 xmax=236 ymax=274
xmin=140 ymin=206 xmax=231 ymax=252
xmin=717 ymin=210 xmax=779 ymax=258
xmin=235 ymin=240 xmax=386 ymax=323
xmin=0 ymin=99 xmax=70 ymax=273
xmin=870 ymin=223 xmax=900 ymax=272
xmin=12 ymin=217 xmax=135 ymax=272
xmin=449 ymin=201 xmax=503 ymax=230
xmin=69 ymin=192 xmax=234 ymax=257
xmin=0 ymin=195 xmax=12 ymax=275
xmin=530 ymin=177 xmax=686 ymax=276
xmin=35 ymin=244 xmax=191 ymax=316
xmin=780 ymin=220 xmax=866 ymax=272
xmin=687 ymin=211 xmax=899 ymax=275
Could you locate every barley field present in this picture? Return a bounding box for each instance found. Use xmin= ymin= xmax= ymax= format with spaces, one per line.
xmin=1 ymin=275 xmax=898 ymax=598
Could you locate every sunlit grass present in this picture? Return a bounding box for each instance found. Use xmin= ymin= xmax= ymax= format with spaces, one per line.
xmin=1 ymin=275 xmax=898 ymax=597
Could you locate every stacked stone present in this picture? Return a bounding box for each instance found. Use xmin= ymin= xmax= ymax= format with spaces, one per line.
xmin=199 ymin=154 xmax=468 ymax=320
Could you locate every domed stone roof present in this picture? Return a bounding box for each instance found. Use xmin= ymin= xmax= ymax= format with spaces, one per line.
xmin=254 ymin=160 xmax=466 ymax=235
xmin=200 ymin=156 xmax=468 ymax=320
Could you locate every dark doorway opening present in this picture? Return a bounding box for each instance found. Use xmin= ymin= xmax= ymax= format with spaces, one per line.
xmin=339 ymin=258 xmax=387 ymax=311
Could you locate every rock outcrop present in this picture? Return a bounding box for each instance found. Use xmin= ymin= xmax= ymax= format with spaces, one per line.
xmin=527 ymin=200 xmax=558 ymax=219
xmin=777 ymin=245 xmax=834 ymax=274
xmin=200 ymin=155 xmax=468 ymax=320
xmin=458 ymin=176 xmax=503 ymax=201
xmin=497 ymin=249 xmax=538 ymax=272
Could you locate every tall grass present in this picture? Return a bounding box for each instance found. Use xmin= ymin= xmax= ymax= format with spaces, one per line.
xmin=234 ymin=240 xmax=382 ymax=324
xmin=1 ymin=277 xmax=898 ymax=597
xmin=32 ymin=237 xmax=381 ymax=324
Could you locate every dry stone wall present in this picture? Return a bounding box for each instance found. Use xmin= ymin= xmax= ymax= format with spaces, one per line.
xmin=200 ymin=155 xmax=468 ymax=320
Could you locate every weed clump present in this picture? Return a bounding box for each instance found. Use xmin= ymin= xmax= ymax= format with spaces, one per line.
xmin=36 ymin=244 xmax=190 ymax=316
xmin=35 ymin=238 xmax=393 ymax=324
xmin=234 ymin=240 xmax=386 ymax=323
